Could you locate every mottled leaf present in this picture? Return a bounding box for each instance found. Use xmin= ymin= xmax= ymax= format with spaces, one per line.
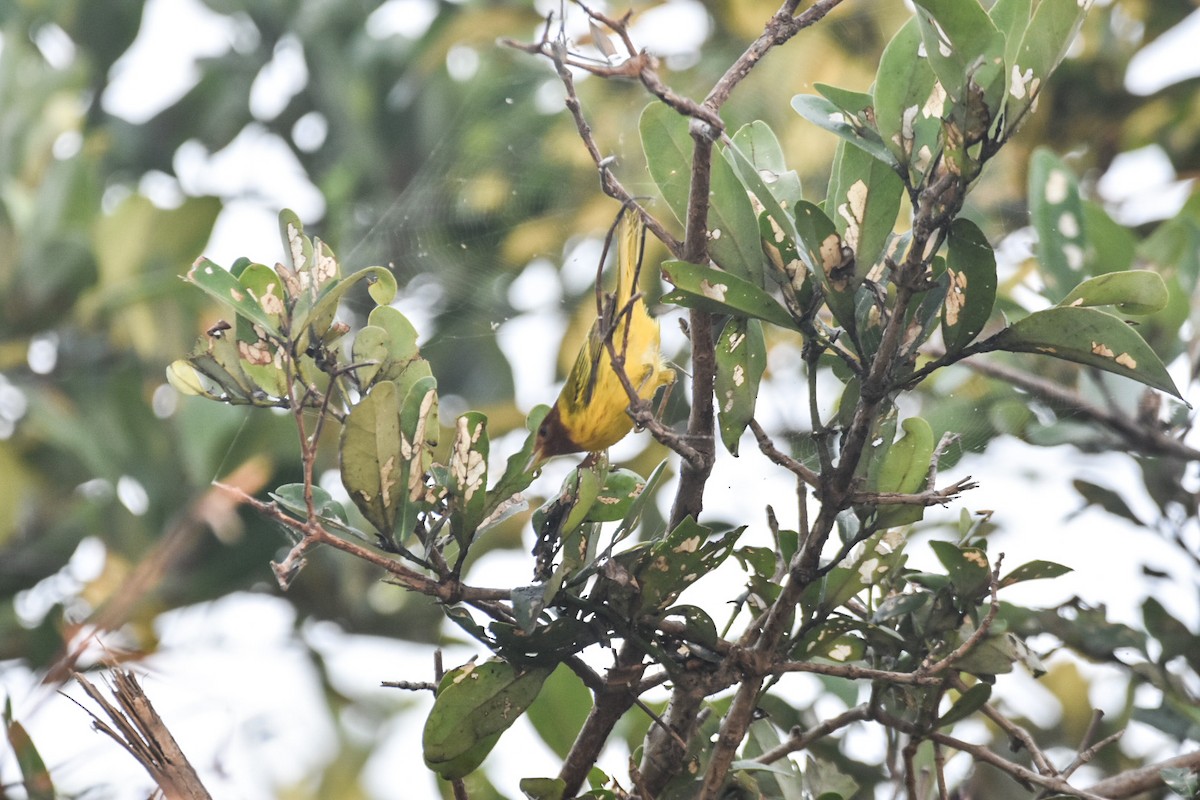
xmin=992 ymin=305 xmax=1182 ymax=398
xmin=827 ymin=140 xmax=905 ymax=278
xmin=715 ymin=317 xmax=767 ymax=455
xmin=942 ymin=218 xmax=997 ymax=352
xmin=448 ymin=411 xmax=489 ymax=544
xmin=340 ymin=380 xmax=403 ymax=534
xmin=186 ymin=257 xmax=283 ymax=338
xmin=874 ymin=17 xmax=944 ymax=184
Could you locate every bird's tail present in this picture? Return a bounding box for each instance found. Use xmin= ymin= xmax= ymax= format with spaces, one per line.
xmin=615 ymin=208 xmax=645 ymax=313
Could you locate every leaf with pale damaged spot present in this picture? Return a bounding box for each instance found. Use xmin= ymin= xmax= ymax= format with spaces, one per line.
xmin=448 ymin=411 xmax=489 ymax=545
xmin=422 ymin=659 xmax=552 ymax=780
xmin=660 ymin=260 xmax=797 ymax=330
xmin=729 ymin=121 xmax=803 ymax=211
xmin=1028 ymin=148 xmax=1089 ymax=301
xmin=238 ymin=262 xmax=287 ymax=328
xmin=584 ymin=467 xmax=648 ymax=524
xmin=294 ymin=264 xmax=398 ymax=349
xmin=992 ymin=305 xmax=1183 ymax=399
xmin=186 ymin=257 xmax=284 ymax=339
xmin=1007 ymin=0 xmax=1090 ymax=124
xmin=640 ymin=102 xmax=763 ymax=285
xmin=793 ymin=200 xmax=857 ymax=332
xmin=632 ymin=517 xmax=744 ymax=614
xmin=941 ymin=218 xmax=997 ymax=353
xmin=340 ymin=380 xmax=404 ymax=535
xmin=715 ymin=317 xmax=767 ymax=456
xmin=912 ymin=0 xmax=1006 ymax=110
xmin=724 ymin=124 xmax=806 ymax=286
xmin=826 ymin=140 xmax=905 ymax=280
xmin=874 ymin=17 xmax=945 ymax=185
xmin=791 ymin=94 xmax=898 ymax=169
xmin=929 ymin=540 xmax=991 ymax=603
xmin=394 ymin=375 xmax=440 ymax=540
xmin=1058 ymin=270 xmax=1169 ymax=316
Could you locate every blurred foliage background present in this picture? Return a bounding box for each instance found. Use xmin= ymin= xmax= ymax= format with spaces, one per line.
xmin=1 ymin=0 xmax=1198 ymax=797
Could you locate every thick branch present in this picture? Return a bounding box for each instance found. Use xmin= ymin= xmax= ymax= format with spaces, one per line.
xmin=1084 ymin=749 xmax=1200 ymax=799
xmin=668 ymin=122 xmax=720 ymax=529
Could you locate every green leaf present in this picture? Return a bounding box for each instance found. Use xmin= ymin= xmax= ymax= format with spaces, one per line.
xmin=351 ymin=324 xmax=390 ymax=387
xmin=1027 ymin=148 xmax=1088 ymax=301
xmin=639 ymin=101 xmax=691 ymax=228
xmin=1008 ymin=0 xmax=1090 ymax=122
xmin=640 ymin=103 xmax=764 ymax=285
xmin=340 ymin=380 xmax=403 ymax=535
xmin=354 ymin=304 xmax=422 ymax=388
xmin=942 ymin=218 xmax=997 ymax=353
xmin=660 ymin=605 xmax=720 ymax=650
xmin=525 ymin=664 xmax=591 ymax=760
xmin=929 ymin=540 xmax=991 ymax=601
xmin=482 ymin=405 xmax=546 ymax=524
xmin=793 ymin=200 xmax=856 ymax=330
xmin=422 ymin=659 xmax=552 ymax=780
xmin=873 ymin=17 xmax=944 ymax=184
xmin=294 ymin=264 xmax=397 ymax=347
xmin=1058 ymin=270 xmax=1169 ymax=315
xmin=989 ymin=0 xmax=1032 ymax=78
xmin=269 ymin=483 xmax=348 ymax=524
xmin=937 ymin=682 xmax=992 ymax=728
xmin=715 ymin=317 xmax=767 ymax=455
xmin=992 ymin=305 xmax=1183 ymax=399
xmin=520 ymin=777 xmax=567 ymax=800
xmin=791 ymin=94 xmax=898 ymax=168
xmin=804 ymin=755 xmax=859 ymax=800
xmin=585 ymin=467 xmax=649 ymax=523
xmin=660 ymin=259 xmax=797 ymax=330
xmin=872 ymin=417 xmax=935 ymax=528
xmin=725 ymin=124 xmax=806 ymax=286
xmin=729 ymin=121 xmax=803 ymax=211
xmin=710 ymin=138 xmax=768 ymax=287
xmin=826 ymin=139 xmax=905 ymax=277
xmin=999 ymin=560 xmax=1072 ymax=587
xmin=1082 ymin=200 xmax=1136 ymax=274
xmin=635 ymin=518 xmax=743 ymax=613
xmin=186 ymin=257 xmax=284 ymax=339
xmin=912 ymin=0 xmax=1005 ymax=107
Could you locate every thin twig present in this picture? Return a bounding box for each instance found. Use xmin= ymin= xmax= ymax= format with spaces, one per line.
xmin=756 ymin=704 xmax=870 ymax=764
xmin=749 ymin=418 xmax=821 ymax=486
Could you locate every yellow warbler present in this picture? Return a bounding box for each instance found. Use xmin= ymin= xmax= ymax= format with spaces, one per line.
xmin=533 ymin=211 xmax=674 ymax=460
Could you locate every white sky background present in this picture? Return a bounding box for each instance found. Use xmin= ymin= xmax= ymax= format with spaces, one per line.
xmin=3 ymin=1 xmax=1200 ymax=798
